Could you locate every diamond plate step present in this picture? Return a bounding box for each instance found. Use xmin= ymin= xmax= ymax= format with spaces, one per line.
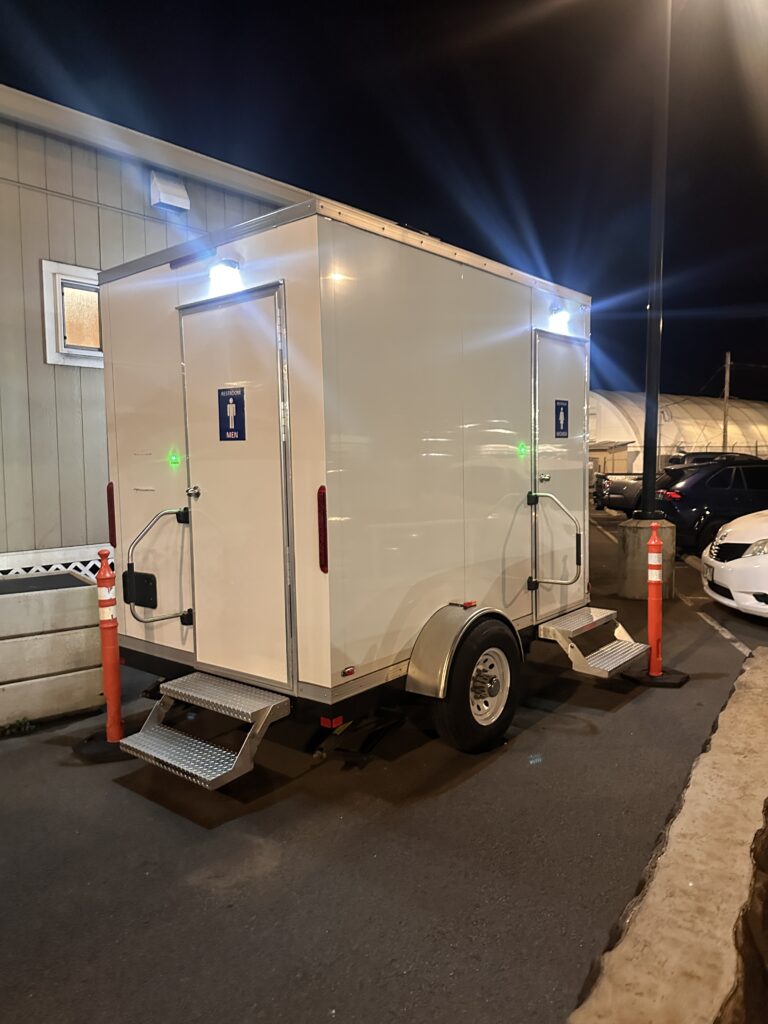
xmin=538 ymin=606 xmax=617 ymax=640
xmin=585 ymin=639 xmax=649 ymax=678
xmin=160 ymin=672 xmax=290 ymax=723
xmin=120 ymin=724 xmax=239 ymax=788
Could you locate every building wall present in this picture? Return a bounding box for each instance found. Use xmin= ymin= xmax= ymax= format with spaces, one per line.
xmin=0 ymin=117 xmax=277 ymax=554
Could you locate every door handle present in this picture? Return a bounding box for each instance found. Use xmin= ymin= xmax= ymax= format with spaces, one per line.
xmin=186 ymin=485 xmax=201 ymax=499
xmin=538 ymin=473 xmax=551 ymax=483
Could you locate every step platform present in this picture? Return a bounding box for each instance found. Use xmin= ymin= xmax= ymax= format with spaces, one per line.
xmin=120 ymin=672 xmax=290 ymax=789
xmin=537 ymin=606 xmax=648 ymax=679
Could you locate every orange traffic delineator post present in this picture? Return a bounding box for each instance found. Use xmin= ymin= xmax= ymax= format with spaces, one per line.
xmin=647 ymin=522 xmax=663 ymax=676
xmin=96 ymin=548 xmax=123 ymax=742
xmin=625 ymin=521 xmax=689 ymax=688
xmin=73 ymin=549 xmax=134 ymax=763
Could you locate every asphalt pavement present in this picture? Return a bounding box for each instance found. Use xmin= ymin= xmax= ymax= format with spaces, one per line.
xmin=0 ymin=517 xmax=752 ymax=1024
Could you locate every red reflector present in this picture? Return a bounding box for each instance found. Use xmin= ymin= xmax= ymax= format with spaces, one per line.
xmin=658 ymin=489 xmax=682 ymax=501
xmin=320 ymin=715 xmax=345 ymax=729
xmin=106 ymin=481 xmax=117 ymax=548
xmin=341 ymin=666 xmax=355 ymax=677
xmin=317 ymin=485 xmax=328 ymax=573
xmin=462 ymin=600 xmax=477 ymax=608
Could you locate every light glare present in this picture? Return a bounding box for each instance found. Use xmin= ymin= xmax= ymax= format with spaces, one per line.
xmin=209 ymin=259 xmax=242 ymax=297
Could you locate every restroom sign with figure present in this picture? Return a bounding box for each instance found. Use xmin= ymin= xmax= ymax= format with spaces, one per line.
xmin=218 ymin=387 xmax=246 ymax=441
xmin=555 ymin=399 xmax=569 ymax=438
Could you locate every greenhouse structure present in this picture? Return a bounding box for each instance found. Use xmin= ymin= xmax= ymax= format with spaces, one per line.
xmin=589 ymin=391 xmax=768 ymax=473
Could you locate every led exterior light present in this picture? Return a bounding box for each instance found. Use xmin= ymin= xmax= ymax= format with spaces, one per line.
xmin=548 ymin=305 xmax=570 ymax=334
xmin=167 ymin=449 xmax=181 ymax=469
xmin=209 ymin=258 xmax=242 ymax=297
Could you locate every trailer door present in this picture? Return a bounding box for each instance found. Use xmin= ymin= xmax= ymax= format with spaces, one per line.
xmin=180 ymin=284 xmax=295 ymax=689
xmin=533 ymin=328 xmax=589 ymax=621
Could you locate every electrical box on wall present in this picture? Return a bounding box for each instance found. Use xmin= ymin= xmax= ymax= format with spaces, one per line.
xmin=150 ymin=170 xmax=190 ymax=211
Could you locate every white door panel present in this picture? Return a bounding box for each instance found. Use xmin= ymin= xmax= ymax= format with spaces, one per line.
xmin=181 ymin=287 xmax=293 ymax=686
xmin=534 ymin=330 xmax=588 ymax=620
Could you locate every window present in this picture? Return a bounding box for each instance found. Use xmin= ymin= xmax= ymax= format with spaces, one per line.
xmin=42 ymin=260 xmax=102 ymax=368
xmin=741 ymin=466 xmax=768 ymax=490
xmin=708 ymin=469 xmax=734 ymax=489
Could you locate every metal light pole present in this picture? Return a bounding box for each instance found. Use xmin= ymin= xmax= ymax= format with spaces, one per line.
xmin=638 ymin=0 xmax=673 ymax=518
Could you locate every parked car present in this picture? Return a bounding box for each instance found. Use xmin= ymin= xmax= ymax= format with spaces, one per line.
xmin=606 ymin=454 xmax=767 ymax=520
xmin=656 ymin=460 xmax=768 ymax=552
xmin=700 ymin=510 xmax=768 ymax=618
xmin=592 ymin=473 xmax=610 ymax=509
xmin=604 ymin=473 xmax=644 ymax=517
xmin=666 ymin=450 xmax=760 ymax=467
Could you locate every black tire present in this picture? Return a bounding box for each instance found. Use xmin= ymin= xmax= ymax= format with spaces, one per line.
xmin=434 ymin=619 xmax=522 ymax=753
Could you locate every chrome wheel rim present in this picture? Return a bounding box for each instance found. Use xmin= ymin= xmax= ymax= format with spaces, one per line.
xmin=468 ymin=647 xmax=510 ymax=726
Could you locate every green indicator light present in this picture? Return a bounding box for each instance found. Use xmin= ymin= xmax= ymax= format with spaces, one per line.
xmin=167 ymin=450 xmax=181 ymax=468
xmin=517 ymin=442 xmax=529 ymax=459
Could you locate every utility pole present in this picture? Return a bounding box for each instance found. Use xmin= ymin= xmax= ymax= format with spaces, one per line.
xmin=638 ymin=0 xmax=673 ymax=517
xmin=722 ymin=351 xmax=731 ymax=452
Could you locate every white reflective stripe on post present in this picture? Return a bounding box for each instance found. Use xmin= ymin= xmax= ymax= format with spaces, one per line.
xmin=98 ymin=586 xmax=116 ymax=602
xmin=99 ymin=605 xmax=118 ymax=621
xmin=648 ymin=553 xmax=662 ymax=565
xmin=648 ymin=569 xmax=663 ymax=582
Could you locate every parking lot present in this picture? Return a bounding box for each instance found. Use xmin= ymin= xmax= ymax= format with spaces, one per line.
xmin=0 ymin=519 xmax=753 ymax=1024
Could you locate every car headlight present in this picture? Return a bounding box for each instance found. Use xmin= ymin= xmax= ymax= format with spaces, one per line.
xmin=744 ymin=538 xmax=768 ymax=557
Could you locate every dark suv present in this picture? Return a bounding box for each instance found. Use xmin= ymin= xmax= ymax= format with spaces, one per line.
xmin=655 ymin=460 xmax=768 ymax=552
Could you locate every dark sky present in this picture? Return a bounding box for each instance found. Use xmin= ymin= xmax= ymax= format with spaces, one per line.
xmin=1 ymin=0 xmax=767 ymax=398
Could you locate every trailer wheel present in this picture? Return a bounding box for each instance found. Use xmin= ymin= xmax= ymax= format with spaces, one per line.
xmin=434 ymin=619 xmax=521 ymax=753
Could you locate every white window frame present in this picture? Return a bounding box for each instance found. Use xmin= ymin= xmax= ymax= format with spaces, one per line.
xmin=42 ymin=260 xmax=103 ymax=368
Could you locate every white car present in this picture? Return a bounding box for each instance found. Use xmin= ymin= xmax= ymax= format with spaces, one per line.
xmin=701 ymin=510 xmax=768 ymax=618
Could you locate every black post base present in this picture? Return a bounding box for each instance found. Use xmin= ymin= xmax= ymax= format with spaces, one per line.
xmin=623 ymin=667 xmax=690 ymax=688
xmin=73 ymin=729 xmax=136 ymax=764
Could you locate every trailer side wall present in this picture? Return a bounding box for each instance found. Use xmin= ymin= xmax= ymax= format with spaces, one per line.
xmin=318 ymin=219 xmax=536 ymax=684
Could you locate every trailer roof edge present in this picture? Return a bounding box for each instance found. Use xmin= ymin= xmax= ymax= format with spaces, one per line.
xmin=99 ymin=198 xmax=591 ymax=304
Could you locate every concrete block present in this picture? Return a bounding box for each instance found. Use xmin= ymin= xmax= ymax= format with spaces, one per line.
xmin=0 ymin=626 xmax=100 ymax=684
xmin=0 ymin=667 xmax=103 ymax=726
xmin=0 ymin=585 xmax=97 ymax=639
xmin=569 ymin=648 xmax=768 ymax=1024
xmin=617 ymin=518 xmax=676 ymax=599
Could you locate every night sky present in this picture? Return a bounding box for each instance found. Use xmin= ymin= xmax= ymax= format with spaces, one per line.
xmin=1 ymin=0 xmax=766 ymax=399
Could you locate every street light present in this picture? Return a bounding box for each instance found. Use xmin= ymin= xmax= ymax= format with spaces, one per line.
xmin=637 ymin=0 xmax=672 ymax=519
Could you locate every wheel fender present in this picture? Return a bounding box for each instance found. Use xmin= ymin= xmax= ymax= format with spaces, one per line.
xmin=405 ymin=605 xmax=523 ymax=699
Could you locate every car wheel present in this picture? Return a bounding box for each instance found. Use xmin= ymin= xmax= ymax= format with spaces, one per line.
xmin=434 ymin=619 xmax=522 ymax=753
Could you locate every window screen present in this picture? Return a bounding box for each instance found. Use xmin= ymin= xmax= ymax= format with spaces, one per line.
xmin=61 ymin=282 xmax=101 ymax=350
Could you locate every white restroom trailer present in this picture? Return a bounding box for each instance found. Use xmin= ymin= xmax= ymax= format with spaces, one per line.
xmin=101 ymin=199 xmax=647 ymax=788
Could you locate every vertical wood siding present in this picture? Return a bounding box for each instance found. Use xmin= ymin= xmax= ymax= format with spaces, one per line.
xmin=0 ymin=116 xmax=277 ymax=554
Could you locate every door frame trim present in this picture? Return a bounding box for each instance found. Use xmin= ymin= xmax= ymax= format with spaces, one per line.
xmin=532 ymin=328 xmax=590 ymax=623
xmin=178 ymin=280 xmax=300 ymax=694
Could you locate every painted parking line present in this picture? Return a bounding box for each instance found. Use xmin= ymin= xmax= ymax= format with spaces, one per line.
xmin=678 ymin=590 xmax=752 ymax=658
xmin=590 ymin=518 xmax=619 ymax=545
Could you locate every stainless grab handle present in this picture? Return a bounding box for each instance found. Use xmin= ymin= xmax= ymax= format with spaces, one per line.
xmin=126 ymin=507 xmax=191 ymax=625
xmin=530 ymin=491 xmax=583 ymax=587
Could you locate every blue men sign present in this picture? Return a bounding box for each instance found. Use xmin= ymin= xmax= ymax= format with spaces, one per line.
xmin=555 ymin=399 xmax=569 ymax=438
xmin=218 ymin=387 xmax=246 ymax=441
